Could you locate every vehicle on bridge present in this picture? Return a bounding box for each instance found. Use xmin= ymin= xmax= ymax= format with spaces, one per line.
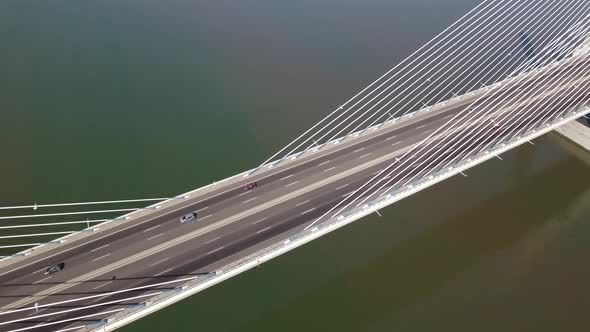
xmin=45 ymin=262 xmax=65 ymax=275
xmin=244 ymin=182 xmax=258 ymax=191
xmin=180 ymin=212 xmax=197 ymax=223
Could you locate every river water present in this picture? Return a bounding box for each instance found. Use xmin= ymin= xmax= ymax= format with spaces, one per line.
xmin=1 ymin=0 xmax=590 ymax=331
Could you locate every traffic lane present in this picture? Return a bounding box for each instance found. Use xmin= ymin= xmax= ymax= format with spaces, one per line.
xmin=2 ymin=59 xmax=576 ymax=308
xmin=0 ymin=54 xmax=580 ymax=280
xmin=0 ymin=111 xmax=500 ymax=314
xmin=0 ymin=89 xmax=540 ymax=314
xmin=1 ymin=57 xmax=588 ymax=324
xmin=3 ymin=90 xmax=564 ymax=326
xmin=0 ymin=109 xmax=449 ymax=297
xmin=34 ymin=63 xmax=590 ymax=326
xmin=53 ymin=142 xmax=447 ymax=311
xmin=0 ymin=134 xmax=415 ymax=315
xmin=53 ymin=144 xmax=468 ymax=328
xmin=0 ymin=92 xmax=467 ymax=285
xmin=2 ymin=148 xmax=410 ymax=327
xmin=14 ymin=173 xmax=376 ymax=331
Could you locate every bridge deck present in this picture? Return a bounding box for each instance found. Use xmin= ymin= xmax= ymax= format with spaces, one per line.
xmin=555 ymin=120 xmax=590 ymax=151
xmin=1 ymin=54 xmax=589 ymax=331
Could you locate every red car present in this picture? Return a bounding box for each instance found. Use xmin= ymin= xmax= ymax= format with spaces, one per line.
xmin=244 ymin=182 xmax=258 ymax=191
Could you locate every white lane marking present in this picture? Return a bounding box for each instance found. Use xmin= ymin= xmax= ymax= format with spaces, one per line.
xmin=90 ymin=244 xmax=110 ymax=252
xmin=322 ymin=166 xmax=336 ymax=173
xmin=253 ymin=217 xmax=267 ymax=225
xmin=206 ymin=246 xmax=225 ymax=255
xmin=143 ymin=224 xmax=162 ymax=233
xmin=149 ymin=258 xmax=169 ymax=267
xmin=92 ymin=253 xmax=111 ymax=262
xmin=33 ymin=276 xmax=52 ymax=284
xmin=155 ymin=267 xmax=174 ymax=277
xmin=256 ymin=226 xmax=273 ymax=234
xmin=33 ymin=268 xmax=45 ymax=275
xmin=354 ymin=147 xmax=365 ymax=153
xmin=416 ymin=124 xmax=427 ymax=130
xmin=92 ymin=281 xmax=112 ymax=290
xmin=392 ymin=141 xmax=402 ymax=147
xmin=296 ymin=200 xmax=310 ymax=207
xmin=359 ymin=153 xmax=371 ymax=159
xmin=302 ymin=208 xmax=316 ymax=215
xmin=342 ymin=191 xmax=355 ymax=198
xmin=197 ymin=206 xmax=209 ymax=212
xmin=280 ymin=174 xmax=295 ymax=181
xmin=204 ymin=236 xmax=221 ymax=245
xmin=238 ymin=191 xmax=251 ymax=196
xmin=386 ymin=135 xmax=398 ymax=141
xmin=336 ymin=183 xmax=350 ymax=190
xmin=200 ymin=214 xmax=213 ymax=220
xmin=318 ymin=160 xmax=331 ymax=166
xmin=242 ymin=197 xmax=258 ymax=204
xmin=147 ymin=233 xmax=164 ymax=241
xmin=286 ymin=181 xmax=299 ymax=187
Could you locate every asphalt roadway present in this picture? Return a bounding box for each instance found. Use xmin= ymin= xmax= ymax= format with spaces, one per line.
xmin=1 ymin=54 xmax=590 ymax=331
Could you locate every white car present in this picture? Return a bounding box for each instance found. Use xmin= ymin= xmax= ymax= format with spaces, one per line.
xmin=180 ymin=212 xmax=197 ymax=223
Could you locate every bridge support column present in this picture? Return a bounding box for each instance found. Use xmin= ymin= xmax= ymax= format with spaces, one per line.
xmin=554 ymin=119 xmax=590 ymax=152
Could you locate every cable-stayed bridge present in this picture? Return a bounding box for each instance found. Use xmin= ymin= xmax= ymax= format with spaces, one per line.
xmin=1 ymin=0 xmax=590 ymax=330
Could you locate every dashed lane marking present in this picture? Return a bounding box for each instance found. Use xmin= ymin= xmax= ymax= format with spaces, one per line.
xmin=242 ymin=197 xmax=258 ymax=204
xmin=33 ymin=276 xmax=51 ymax=285
xmin=204 ymin=236 xmax=221 ymax=245
xmin=206 ymin=247 xmax=225 ymax=255
xmin=147 ymin=233 xmax=164 ymax=241
xmin=90 ymin=244 xmax=110 ymax=252
xmin=92 ymin=253 xmax=111 ymax=262
xmin=280 ymin=174 xmax=295 ymax=181
xmin=256 ymin=226 xmax=273 ymax=234
xmin=336 ymin=183 xmax=350 ymax=190
xmin=155 ymin=267 xmax=175 ymax=277
xmin=253 ymin=217 xmax=267 ymax=225
xmin=301 ymin=208 xmax=316 ymax=215
xmin=143 ymin=224 xmax=162 ymax=233
xmin=149 ymin=258 xmax=170 ymax=267
xmin=296 ymin=200 xmax=310 ymax=207
xmin=92 ymin=281 xmax=112 ymax=290
xmin=386 ymin=135 xmax=398 ymax=141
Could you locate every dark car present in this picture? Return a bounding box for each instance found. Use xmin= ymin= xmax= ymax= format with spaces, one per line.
xmin=244 ymin=182 xmax=258 ymax=191
xmin=45 ymin=262 xmax=65 ymax=275
xmin=180 ymin=212 xmax=197 ymax=223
